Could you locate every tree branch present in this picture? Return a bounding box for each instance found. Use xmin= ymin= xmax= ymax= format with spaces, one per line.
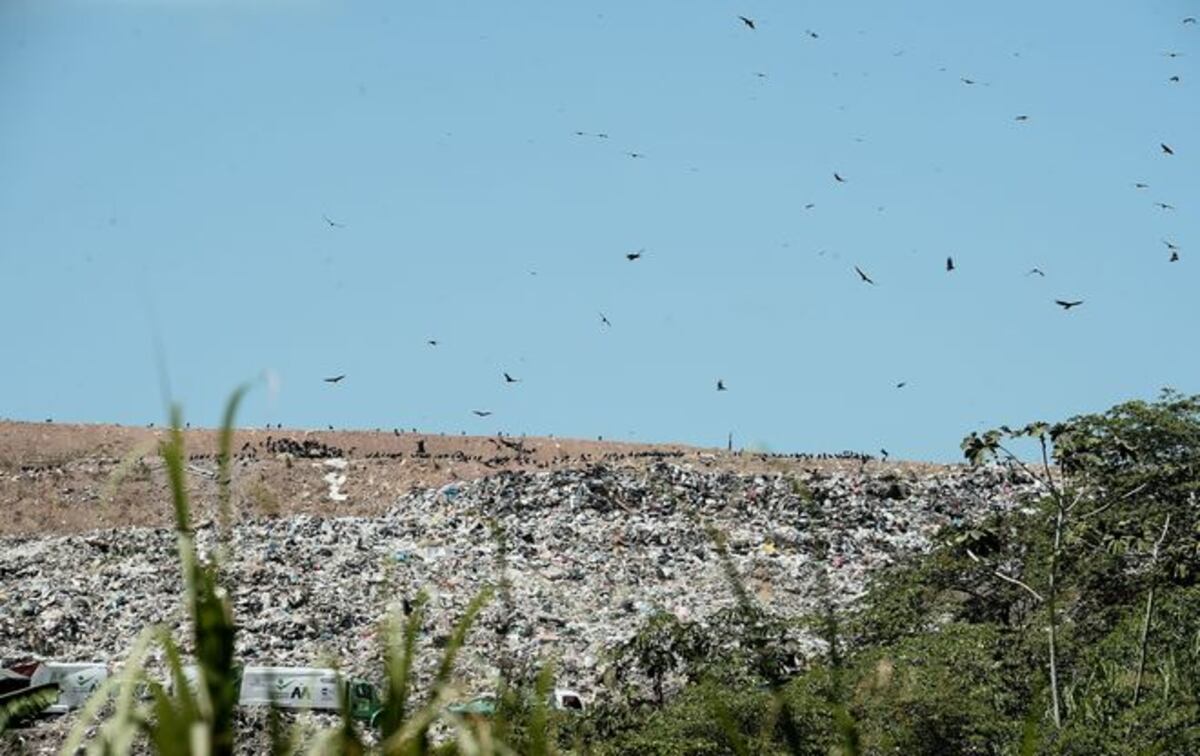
xmin=966 ymin=549 xmax=1046 ymax=603
xmin=1133 ymin=514 xmax=1172 ymax=707
xmin=1078 ymin=482 xmax=1149 ymax=520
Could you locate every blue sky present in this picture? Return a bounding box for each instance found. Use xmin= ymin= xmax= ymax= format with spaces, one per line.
xmin=1 ymin=1 xmax=1197 ymax=460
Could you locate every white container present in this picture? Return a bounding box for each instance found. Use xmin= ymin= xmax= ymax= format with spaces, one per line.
xmin=552 ymin=688 xmax=585 ymax=711
xmin=238 ymin=666 xmax=342 ymax=710
xmin=29 ymin=663 xmax=108 ymax=713
xmin=182 ymin=665 xmax=341 ymax=710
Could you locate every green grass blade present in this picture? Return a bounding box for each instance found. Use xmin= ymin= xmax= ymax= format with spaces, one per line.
xmin=216 ymin=383 xmax=250 ymax=541
xmin=162 ymin=404 xmax=192 ymax=535
xmin=527 ymin=661 xmax=556 ymax=756
xmin=433 ymin=588 xmax=494 ymax=689
xmin=0 ymin=684 xmax=60 ymax=734
xmin=379 ymin=592 xmax=429 ymax=742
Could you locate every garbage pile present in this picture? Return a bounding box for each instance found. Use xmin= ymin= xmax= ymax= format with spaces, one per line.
xmin=0 ymin=460 xmax=1039 ymax=747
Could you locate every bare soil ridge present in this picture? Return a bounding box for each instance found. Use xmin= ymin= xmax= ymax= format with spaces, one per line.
xmin=0 ymin=421 xmax=937 ymax=536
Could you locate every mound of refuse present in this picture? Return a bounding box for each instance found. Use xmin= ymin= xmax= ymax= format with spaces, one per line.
xmin=0 ymin=460 xmax=1038 ymax=746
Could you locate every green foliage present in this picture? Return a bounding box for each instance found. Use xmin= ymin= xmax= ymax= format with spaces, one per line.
xmin=378 ymin=593 xmax=428 ymax=742
xmin=611 ymin=611 xmax=711 ymax=704
xmin=0 ymin=684 xmax=59 ymax=733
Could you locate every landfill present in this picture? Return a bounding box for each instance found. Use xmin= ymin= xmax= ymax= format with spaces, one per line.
xmin=1 ymin=458 xmax=1041 ymax=751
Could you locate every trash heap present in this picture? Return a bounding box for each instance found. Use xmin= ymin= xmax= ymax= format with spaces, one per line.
xmin=0 ymin=460 xmax=1040 ymax=746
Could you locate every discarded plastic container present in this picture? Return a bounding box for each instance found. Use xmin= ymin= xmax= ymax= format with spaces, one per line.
xmin=553 ymin=688 xmax=585 ymax=711
xmin=29 ymin=662 xmax=108 ymax=713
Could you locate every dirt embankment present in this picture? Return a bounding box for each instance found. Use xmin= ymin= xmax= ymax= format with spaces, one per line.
xmin=0 ymin=422 xmax=927 ymax=537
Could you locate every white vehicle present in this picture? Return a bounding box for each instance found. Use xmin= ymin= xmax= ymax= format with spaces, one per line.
xmin=182 ymin=665 xmax=379 ymax=720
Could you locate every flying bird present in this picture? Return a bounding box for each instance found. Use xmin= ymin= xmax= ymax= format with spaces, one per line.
xmin=806 ymin=29 xmax=819 ymax=39
xmin=599 ymin=312 xmax=612 ymax=327
xmin=717 ymin=379 xmax=728 ymax=391
xmin=1165 ymin=240 xmax=1179 ymax=251
xmin=804 ymin=203 xmax=816 ymax=210
xmin=1161 ymin=143 xmax=1175 ymax=155
xmin=1185 ymin=17 xmax=1197 ymax=24
xmin=738 ymin=15 xmax=756 ymax=29
xmin=896 ymin=382 xmax=907 ymax=389
xmin=1134 ymin=182 xmax=1150 ymax=189
xmin=472 ymin=410 xmax=493 ymax=417
xmin=1055 ymin=299 xmax=1084 ymax=310
xmin=1170 ymin=251 xmax=1181 ymax=262
xmin=1169 ymin=76 xmax=1181 ymax=83
xmin=322 ymin=214 xmax=345 ymax=228
xmin=1164 ymin=51 xmax=1184 ymax=58
xmin=854 ymin=265 xmax=875 ymax=285
xmin=834 ymin=172 xmax=847 ymax=183
xmin=503 ymin=372 xmax=521 ymax=384
xmin=1027 ymin=267 xmax=1046 ymax=277
xmin=1155 ymin=202 xmax=1176 ymax=210
xmin=626 ymin=249 xmax=644 ymax=261
xmin=625 ymin=151 xmax=646 ymax=159
xmin=426 ymin=340 xmax=439 ymax=346
xmin=1014 ymin=115 xmax=1029 ymax=122
xmin=946 ymin=256 xmax=955 ymax=272
xmin=323 ymin=375 xmax=346 ymax=383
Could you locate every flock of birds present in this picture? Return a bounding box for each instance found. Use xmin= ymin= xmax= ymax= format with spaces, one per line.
xmin=308 ymin=14 xmax=1194 ymax=440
